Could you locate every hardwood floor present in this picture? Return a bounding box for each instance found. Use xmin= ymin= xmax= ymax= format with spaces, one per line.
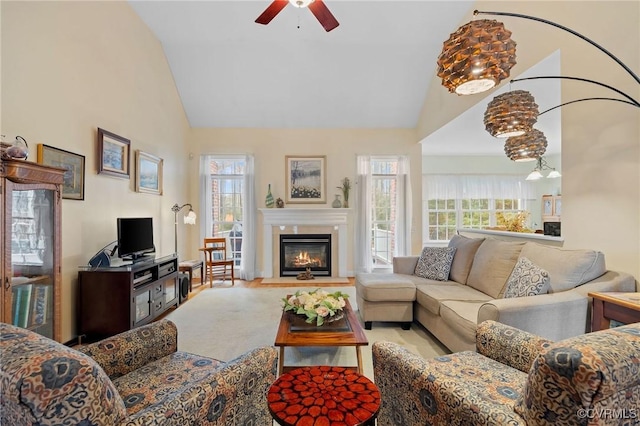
xmin=189 ymin=276 xmax=355 ymax=296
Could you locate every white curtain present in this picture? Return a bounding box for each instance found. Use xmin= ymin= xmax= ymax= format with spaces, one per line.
xmin=395 ymin=156 xmax=412 ymax=257
xmin=355 ymin=155 xmax=373 ymax=273
xmin=240 ymin=155 xmax=256 ymax=280
xmin=424 ymin=174 xmax=536 ymax=200
xmin=198 ymin=155 xmax=211 ymax=247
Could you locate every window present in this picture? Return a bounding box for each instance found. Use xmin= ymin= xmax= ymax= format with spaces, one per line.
xmin=203 ymin=157 xmax=245 ymax=266
xmin=371 ymin=159 xmax=398 ymax=267
xmin=424 ymin=175 xmax=534 ymax=243
xmin=356 ymin=156 xmax=411 ymax=272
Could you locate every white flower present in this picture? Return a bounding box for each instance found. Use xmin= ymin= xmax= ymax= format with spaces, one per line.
xmin=316 ymin=306 xmax=330 ymax=317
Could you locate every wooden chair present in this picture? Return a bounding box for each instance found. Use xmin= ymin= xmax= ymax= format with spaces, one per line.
xmin=199 ymin=237 xmax=235 ymax=287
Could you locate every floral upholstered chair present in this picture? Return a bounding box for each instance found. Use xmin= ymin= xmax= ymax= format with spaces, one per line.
xmin=0 ymin=319 xmax=278 ymax=425
xmin=373 ymin=320 xmax=640 ymax=425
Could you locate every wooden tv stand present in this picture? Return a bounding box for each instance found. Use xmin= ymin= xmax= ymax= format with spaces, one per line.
xmin=77 ymin=254 xmax=179 ymax=342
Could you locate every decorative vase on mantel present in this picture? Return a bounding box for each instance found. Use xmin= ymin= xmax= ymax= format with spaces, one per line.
xmin=265 ymin=184 xmax=274 ymax=208
xmin=332 ymin=194 xmax=342 ymax=208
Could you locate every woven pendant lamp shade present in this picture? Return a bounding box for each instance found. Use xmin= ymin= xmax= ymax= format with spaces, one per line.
xmin=437 ymin=19 xmax=517 ymax=95
xmin=484 ymin=90 xmax=539 ymax=138
xmin=504 ymin=129 xmax=547 ymax=162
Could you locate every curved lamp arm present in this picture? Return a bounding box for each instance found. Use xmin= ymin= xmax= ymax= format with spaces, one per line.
xmin=539 ymin=97 xmax=639 ymax=116
xmin=511 ymin=76 xmax=640 ymax=108
xmin=474 ymin=10 xmax=640 ymax=85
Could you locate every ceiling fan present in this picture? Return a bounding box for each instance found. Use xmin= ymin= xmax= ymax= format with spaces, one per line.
xmin=255 ymin=0 xmax=340 ymax=32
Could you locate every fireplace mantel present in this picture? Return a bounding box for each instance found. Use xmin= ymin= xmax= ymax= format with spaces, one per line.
xmin=259 ymin=208 xmax=350 ymax=278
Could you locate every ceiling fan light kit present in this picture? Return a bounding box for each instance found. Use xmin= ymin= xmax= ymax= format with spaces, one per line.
xmin=255 ymin=0 xmax=339 ymax=32
xmin=484 ymin=90 xmax=539 ymax=138
xmin=289 ymin=0 xmax=314 ymax=8
xmin=436 ymin=19 xmax=517 ymax=95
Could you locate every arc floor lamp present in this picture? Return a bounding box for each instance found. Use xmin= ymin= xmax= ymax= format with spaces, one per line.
xmin=437 ymin=8 xmax=639 ymax=162
xmin=172 ymin=203 xmax=197 ymax=255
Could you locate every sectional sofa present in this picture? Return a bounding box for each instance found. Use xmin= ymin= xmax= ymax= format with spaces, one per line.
xmin=356 ymin=235 xmax=636 ymax=352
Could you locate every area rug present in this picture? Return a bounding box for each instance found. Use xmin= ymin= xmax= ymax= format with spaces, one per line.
xmin=164 ymin=286 xmax=448 ymax=379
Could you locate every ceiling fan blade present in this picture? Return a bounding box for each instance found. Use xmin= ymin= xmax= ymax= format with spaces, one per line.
xmin=255 ymin=0 xmax=289 ymax=25
xmin=308 ymin=0 xmax=339 ymax=32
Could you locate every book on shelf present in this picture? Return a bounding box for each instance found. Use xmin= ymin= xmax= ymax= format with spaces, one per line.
xmin=12 ymin=284 xmax=33 ymax=328
xmin=30 ymin=285 xmax=50 ymax=327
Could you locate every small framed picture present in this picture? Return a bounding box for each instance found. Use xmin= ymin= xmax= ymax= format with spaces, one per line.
xmin=97 ymin=128 xmax=130 ymax=179
xmin=37 ymin=144 xmax=86 ymax=200
xmin=285 ymin=155 xmax=326 ymax=204
xmin=136 ymin=150 xmax=163 ymax=195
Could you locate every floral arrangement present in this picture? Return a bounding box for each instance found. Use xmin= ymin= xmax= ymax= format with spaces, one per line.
xmin=282 ymin=289 xmax=348 ymax=326
xmin=337 ymin=177 xmax=351 ymax=208
xmin=496 ymin=211 xmax=532 ymax=233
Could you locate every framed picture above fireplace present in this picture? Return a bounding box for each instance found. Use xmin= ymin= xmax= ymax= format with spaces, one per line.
xmin=285 ymin=155 xmax=326 ymax=204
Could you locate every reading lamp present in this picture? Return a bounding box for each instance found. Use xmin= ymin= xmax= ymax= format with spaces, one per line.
xmin=172 ymin=203 xmax=197 ymax=255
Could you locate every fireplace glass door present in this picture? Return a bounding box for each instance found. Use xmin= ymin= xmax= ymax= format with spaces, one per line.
xmin=280 ymin=234 xmax=331 ymax=277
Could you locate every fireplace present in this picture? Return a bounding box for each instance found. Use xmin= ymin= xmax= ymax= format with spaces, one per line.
xmin=280 ymin=234 xmax=331 ymax=277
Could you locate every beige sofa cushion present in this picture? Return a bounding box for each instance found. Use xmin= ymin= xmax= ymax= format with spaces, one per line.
xmin=355 ymin=273 xmax=416 ymax=302
xmin=448 ymin=235 xmax=485 ymax=284
xmin=519 ymin=242 xmax=607 ymax=293
xmin=439 ymin=300 xmax=486 ymax=343
xmin=415 ymin=282 xmax=492 ymax=316
xmin=466 ymin=239 xmax=524 ymax=298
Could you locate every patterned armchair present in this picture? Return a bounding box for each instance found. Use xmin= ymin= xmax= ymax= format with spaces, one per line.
xmin=373 ymin=320 xmax=640 ymax=425
xmin=0 ymin=319 xmax=278 ymax=425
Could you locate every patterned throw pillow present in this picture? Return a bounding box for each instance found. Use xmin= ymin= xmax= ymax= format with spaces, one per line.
xmin=503 ymin=257 xmax=550 ymax=298
xmin=414 ymin=247 xmax=457 ymax=281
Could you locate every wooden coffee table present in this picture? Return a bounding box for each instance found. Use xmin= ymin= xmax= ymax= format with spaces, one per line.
xmin=274 ymin=298 xmax=368 ymax=375
xmin=589 ymin=292 xmax=640 ymax=331
xmin=267 ymin=366 xmax=380 ymax=426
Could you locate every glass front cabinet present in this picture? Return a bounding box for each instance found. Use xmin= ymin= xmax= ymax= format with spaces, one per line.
xmin=1 ymin=159 xmax=64 ymax=342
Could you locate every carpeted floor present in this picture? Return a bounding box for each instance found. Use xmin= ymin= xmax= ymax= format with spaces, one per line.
xmin=164 ymin=285 xmax=449 ymax=379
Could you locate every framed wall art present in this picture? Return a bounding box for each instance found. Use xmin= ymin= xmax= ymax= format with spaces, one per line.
xmin=136 ymin=150 xmax=163 ymax=195
xmin=37 ymin=144 xmax=86 ymax=200
xmin=285 ymin=155 xmax=326 ymax=204
xmin=97 ymin=128 xmax=130 ymax=179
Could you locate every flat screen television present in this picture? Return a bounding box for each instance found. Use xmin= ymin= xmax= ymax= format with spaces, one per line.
xmin=117 ymin=217 xmax=155 ymax=260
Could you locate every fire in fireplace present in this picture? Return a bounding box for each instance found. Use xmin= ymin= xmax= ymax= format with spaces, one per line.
xmin=280 ymin=234 xmax=331 ymax=277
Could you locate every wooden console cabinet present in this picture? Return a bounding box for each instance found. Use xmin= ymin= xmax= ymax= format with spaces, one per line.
xmin=77 ymin=254 xmax=179 ymax=342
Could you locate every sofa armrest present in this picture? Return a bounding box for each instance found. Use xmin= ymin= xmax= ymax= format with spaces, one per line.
xmin=78 ymin=319 xmax=178 ymax=378
xmin=571 ymin=270 xmax=637 ymax=296
xmin=372 ymin=341 xmax=525 ymax=426
xmin=477 ymin=292 xmax=588 ymax=342
xmin=123 ymin=346 xmax=279 ymax=426
xmin=476 ymin=320 xmax=553 ymax=373
xmin=393 ymin=256 xmax=419 ymax=274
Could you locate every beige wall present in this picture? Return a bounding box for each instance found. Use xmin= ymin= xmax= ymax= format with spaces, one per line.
xmin=419 ymin=1 xmax=640 ymax=281
xmin=187 ymin=128 xmax=423 ymax=275
xmin=2 ymin=1 xmax=190 ymax=342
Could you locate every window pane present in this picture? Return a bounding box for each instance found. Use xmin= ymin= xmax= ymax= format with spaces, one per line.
xmin=208 ymin=158 xmax=245 ymax=266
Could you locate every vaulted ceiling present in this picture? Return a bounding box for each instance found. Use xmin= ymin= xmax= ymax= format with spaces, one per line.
xmin=129 ymin=0 xmax=474 ymax=129
xmin=129 ymin=1 xmax=577 ymax=157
